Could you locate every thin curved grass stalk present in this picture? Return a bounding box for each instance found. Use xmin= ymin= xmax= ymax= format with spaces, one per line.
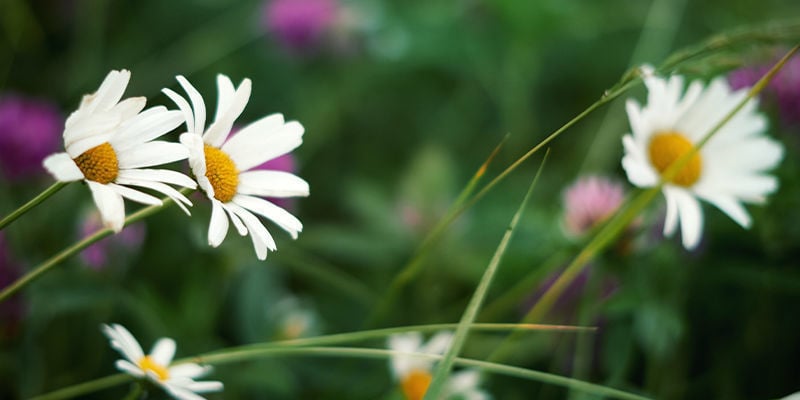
xmin=30 ymin=322 xmax=594 ymax=400
xmin=424 ymin=150 xmax=548 ymax=400
xmin=364 ymin=134 xmax=508 ymax=326
xmin=0 ymin=181 xmax=68 ymax=230
xmin=0 ymin=191 xmax=189 ymax=303
xmin=487 ymin=44 xmax=800 ymax=363
xmin=33 ymin=347 xmax=650 ymax=400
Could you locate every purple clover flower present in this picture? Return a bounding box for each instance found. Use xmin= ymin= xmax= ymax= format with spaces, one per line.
xmin=729 ymin=54 xmax=800 ymax=127
xmin=79 ymin=210 xmax=146 ymax=270
xmin=0 ymin=94 xmax=63 ymax=181
xmin=562 ymin=175 xmax=625 ymax=237
xmin=262 ymin=0 xmax=339 ymax=51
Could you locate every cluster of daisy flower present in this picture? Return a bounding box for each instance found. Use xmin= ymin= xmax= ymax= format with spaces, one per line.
xmin=42 ymin=69 xmax=309 ymax=260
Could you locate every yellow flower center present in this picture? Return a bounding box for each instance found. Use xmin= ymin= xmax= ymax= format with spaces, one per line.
xmin=647 ymin=131 xmax=702 ymax=187
xmin=401 ymin=370 xmax=432 ymax=400
xmin=74 ymin=142 xmax=119 ymax=184
xmin=203 ymin=144 xmax=239 ymax=203
xmin=137 ymin=355 xmax=170 ymax=381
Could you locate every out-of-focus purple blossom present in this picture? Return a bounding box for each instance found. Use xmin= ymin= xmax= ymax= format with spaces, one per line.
xmin=0 ymin=94 xmax=63 ymax=181
xmin=0 ymin=233 xmax=25 ymax=339
xmin=262 ymin=0 xmax=339 ymax=51
xmin=562 ymin=175 xmax=625 ymax=237
xmin=79 ymin=210 xmax=146 ymax=270
xmin=524 ymin=265 xmax=619 ymax=324
xmin=729 ymin=54 xmax=800 ymax=126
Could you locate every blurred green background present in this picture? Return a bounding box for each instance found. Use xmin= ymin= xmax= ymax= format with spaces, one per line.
xmin=2 ymin=0 xmax=800 ymax=399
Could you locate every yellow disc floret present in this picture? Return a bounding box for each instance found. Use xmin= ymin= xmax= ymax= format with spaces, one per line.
xmin=401 ymin=370 xmax=433 ymax=400
xmin=74 ymin=142 xmax=119 ymax=184
xmin=203 ymin=144 xmax=239 ymax=203
xmin=137 ymin=355 xmax=170 ymax=381
xmin=648 ymin=131 xmax=703 ymax=187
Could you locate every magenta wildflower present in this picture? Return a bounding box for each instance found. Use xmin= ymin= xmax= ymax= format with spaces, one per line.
xmin=562 ymin=175 xmax=625 ymax=237
xmin=79 ymin=209 xmax=146 ymax=270
xmin=262 ymin=0 xmax=339 ymax=51
xmin=0 ymin=94 xmax=63 ymax=181
xmin=729 ymin=54 xmax=800 ymax=126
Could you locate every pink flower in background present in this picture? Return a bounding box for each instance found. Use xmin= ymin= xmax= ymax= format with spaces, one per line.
xmin=262 ymin=0 xmax=339 ymax=51
xmin=562 ymin=175 xmax=625 ymax=237
xmin=0 ymin=94 xmax=63 ymax=181
xmin=79 ymin=210 xmax=146 ymax=270
xmin=729 ymin=54 xmax=800 ymax=126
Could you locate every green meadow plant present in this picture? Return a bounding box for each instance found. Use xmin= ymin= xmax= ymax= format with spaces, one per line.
xmin=1 ymin=11 xmax=799 ymax=400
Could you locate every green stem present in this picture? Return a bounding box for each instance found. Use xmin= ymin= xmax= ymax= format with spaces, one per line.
xmin=0 ymin=181 xmax=68 ymax=230
xmin=0 ymin=198 xmax=175 ymax=303
xmin=29 ymin=374 xmax=130 ymax=400
xmin=425 ymin=150 xmax=549 ymax=400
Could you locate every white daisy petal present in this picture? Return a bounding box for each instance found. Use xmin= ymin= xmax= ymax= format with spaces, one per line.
xmin=117 ymin=141 xmax=189 ymax=169
xmin=115 ymin=360 xmax=145 ymax=377
xmin=218 ymin=113 xmax=285 ymax=164
xmin=214 ymin=74 xmax=236 ymax=123
xmin=108 ymin=183 xmax=162 ymax=206
xmin=111 ymin=97 xmax=147 ymax=122
xmin=170 ymin=363 xmax=211 ymax=379
xmin=163 ymin=87 xmax=196 ymax=134
xmin=150 ymin=338 xmax=176 ymax=366
xmin=662 ymin=187 xmax=680 ymax=237
xmin=115 ymin=178 xmax=193 ymax=215
xmin=64 ymin=113 xmax=120 ymax=156
xmin=232 ymin=194 xmax=302 ymax=239
xmin=204 ymin=78 xmax=251 ymax=147
xmin=223 ymin=120 xmax=304 ymax=172
xmin=43 ymin=153 xmax=84 ymax=182
xmin=176 ymin=75 xmax=207 ymax=136
xmin=696 ymin=192 xmax=752 ymax=228
xmin=221 ymin=203 xmax=248 ymax=236
xmin=117 ymin=169 xmax=197 ymax=189
xmin=164 ymin=386 xmax=207 ymax=400
xmin=422 ymin=331 xmax=454 ymax=355
xmin=87 ymin=181 xmax=125 ymax=232
xmin=228 ymin=204 xmax=276 ymax=260
xmin=102 ymin=323 xmax=145 ymax=362
xmin=238 ymin=170 xmax=309 ymax=198
xmin=672 ymin=188 xmax=704 ymax=249
xmin=87 ymin=70 xmax=131 ymax=114
xmin=208 ymin=199 xmax=230 ymax=247
xmin=112 ymin=108 xmax=184 ymax=150
xmin=182 ymin=380 xmax=224 ymax=393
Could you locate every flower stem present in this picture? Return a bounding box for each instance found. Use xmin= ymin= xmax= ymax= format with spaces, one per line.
xmin=28 ymin=374 xmax=130 ymax=400
xmin=0 ymin=197 xmax=175 ymax=303
xmin=0 ymin=181 xmax=69 ymax=230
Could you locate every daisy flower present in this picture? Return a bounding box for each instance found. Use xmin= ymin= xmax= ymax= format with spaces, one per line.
xmin=163 ymin=74 xmax=309 ymax=260
xmin=101 ymin=323 xmax=223 ymax=400
xmin=622 ymin=66 xmax=784 ymax=249
xmin=43 ymin=69 xmax=196 ymax=232
xmin=388 ymin=331 xmax=491 ymax=400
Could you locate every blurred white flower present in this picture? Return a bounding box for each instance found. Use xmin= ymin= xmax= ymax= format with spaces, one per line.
xmin=622 ymin=66 xmax=783 ymax=249
xmin=43 ymin=69 xmax=195 ymax=232
xmin=164 ymin=75 xmax=309 ymax=260
xmin=388 ymin=331 xmax=490 ymax=400
xmin=101 ymin=323 xmax=223 ymax=400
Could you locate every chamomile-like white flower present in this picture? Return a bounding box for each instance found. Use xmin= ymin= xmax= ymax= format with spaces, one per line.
xmin=388 ymin=331 xmax=491 ymax=400
xmin=43 ymin=69 xmax=196 ymax=232
xmin=101 ymin=323 xmax=223 ymax=400
xmin=163 ymin=74 xmax=308 ymax=260
xmin=622 ymin=66 xmax=784 ymax=249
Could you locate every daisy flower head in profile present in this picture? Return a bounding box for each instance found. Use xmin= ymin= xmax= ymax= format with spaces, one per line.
xmin=43 ymin=69 xmax=196 ymax=232
xmin=163 ymin=74 xmax=309 ymax=260
xmin=621 ymin=65 xmax=784 ymax=250
xmin=388 ymin=331 xmax=491 ymax=400
xmin=101 ymin=323 xmax=223 ymax=400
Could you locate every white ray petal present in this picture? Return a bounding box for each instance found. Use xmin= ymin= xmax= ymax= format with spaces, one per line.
xmin=208 ymin=199 xmax=229 ymax=247
xmin=108 ymin=183 xmax=162 ymax=206
xmin=87 ymin=181 xmax=125 ymax=232
xmin=112 ymin=108 xmax=184 ymax=150
xmin=150 ymin=338 xmax=176 ymax=366
xmin=238 ymin=170 xmax=309 ymax=198
xmin=86 ymin=69 xmax=130 ymax=113
xmin=117 ymin=141 xmax=189 ymax=169
xmin=164 ymin=386 xmax=206 ymax=400
xmin=223 ymin=120 xmax=304 ymax=172
xmin=182 ymin=380 xmax=224 ymax=393
xmin=112 ymin=97 xmax=147 ymax=121
xmin=117 ymin=169 xmax=197 ymax=189
xmin=214 ymin=74 xmax=236 ymax=123
xmin=221 ymin=202 xmax=248 ymax=236
xmin=163 ymin=87 xmax=196 ymax=134
xmin=228 ymin=203 xmax=276 ymax=260
xmin=115 ymin=178 xmax=193 ymax=215
xmin=177 ymin=75 xmax=207 ymax=135
xmin=115 ymin=360 xmax=145 ymax=377
xmin=233 ymin=194 xmax=302 ymax=238
xmin=672 ymin=188 xmax=704 ymax=250
xmin=204 ymin=78 xmax=251 ymax=147
xmin=43 ymin=153 xmax=84 ymax=182
xmin=662 ymin=186 xmax=680 ymax=237
xmin=102 ymin=323 xmax=145 ymax=362
xmin=696 ymin=191 xmax=751 ymax=228
xmin=169 ymin=363 xmax=210 ymax=379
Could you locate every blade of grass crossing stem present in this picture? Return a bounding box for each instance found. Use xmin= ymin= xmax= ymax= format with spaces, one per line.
xmin=365 ymin=135 xmax=508 ymax=326
xmin=33 ymin=347 xmax=650 ymax=400
xmin=424 ymin=150 xmax=550 ymax=400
